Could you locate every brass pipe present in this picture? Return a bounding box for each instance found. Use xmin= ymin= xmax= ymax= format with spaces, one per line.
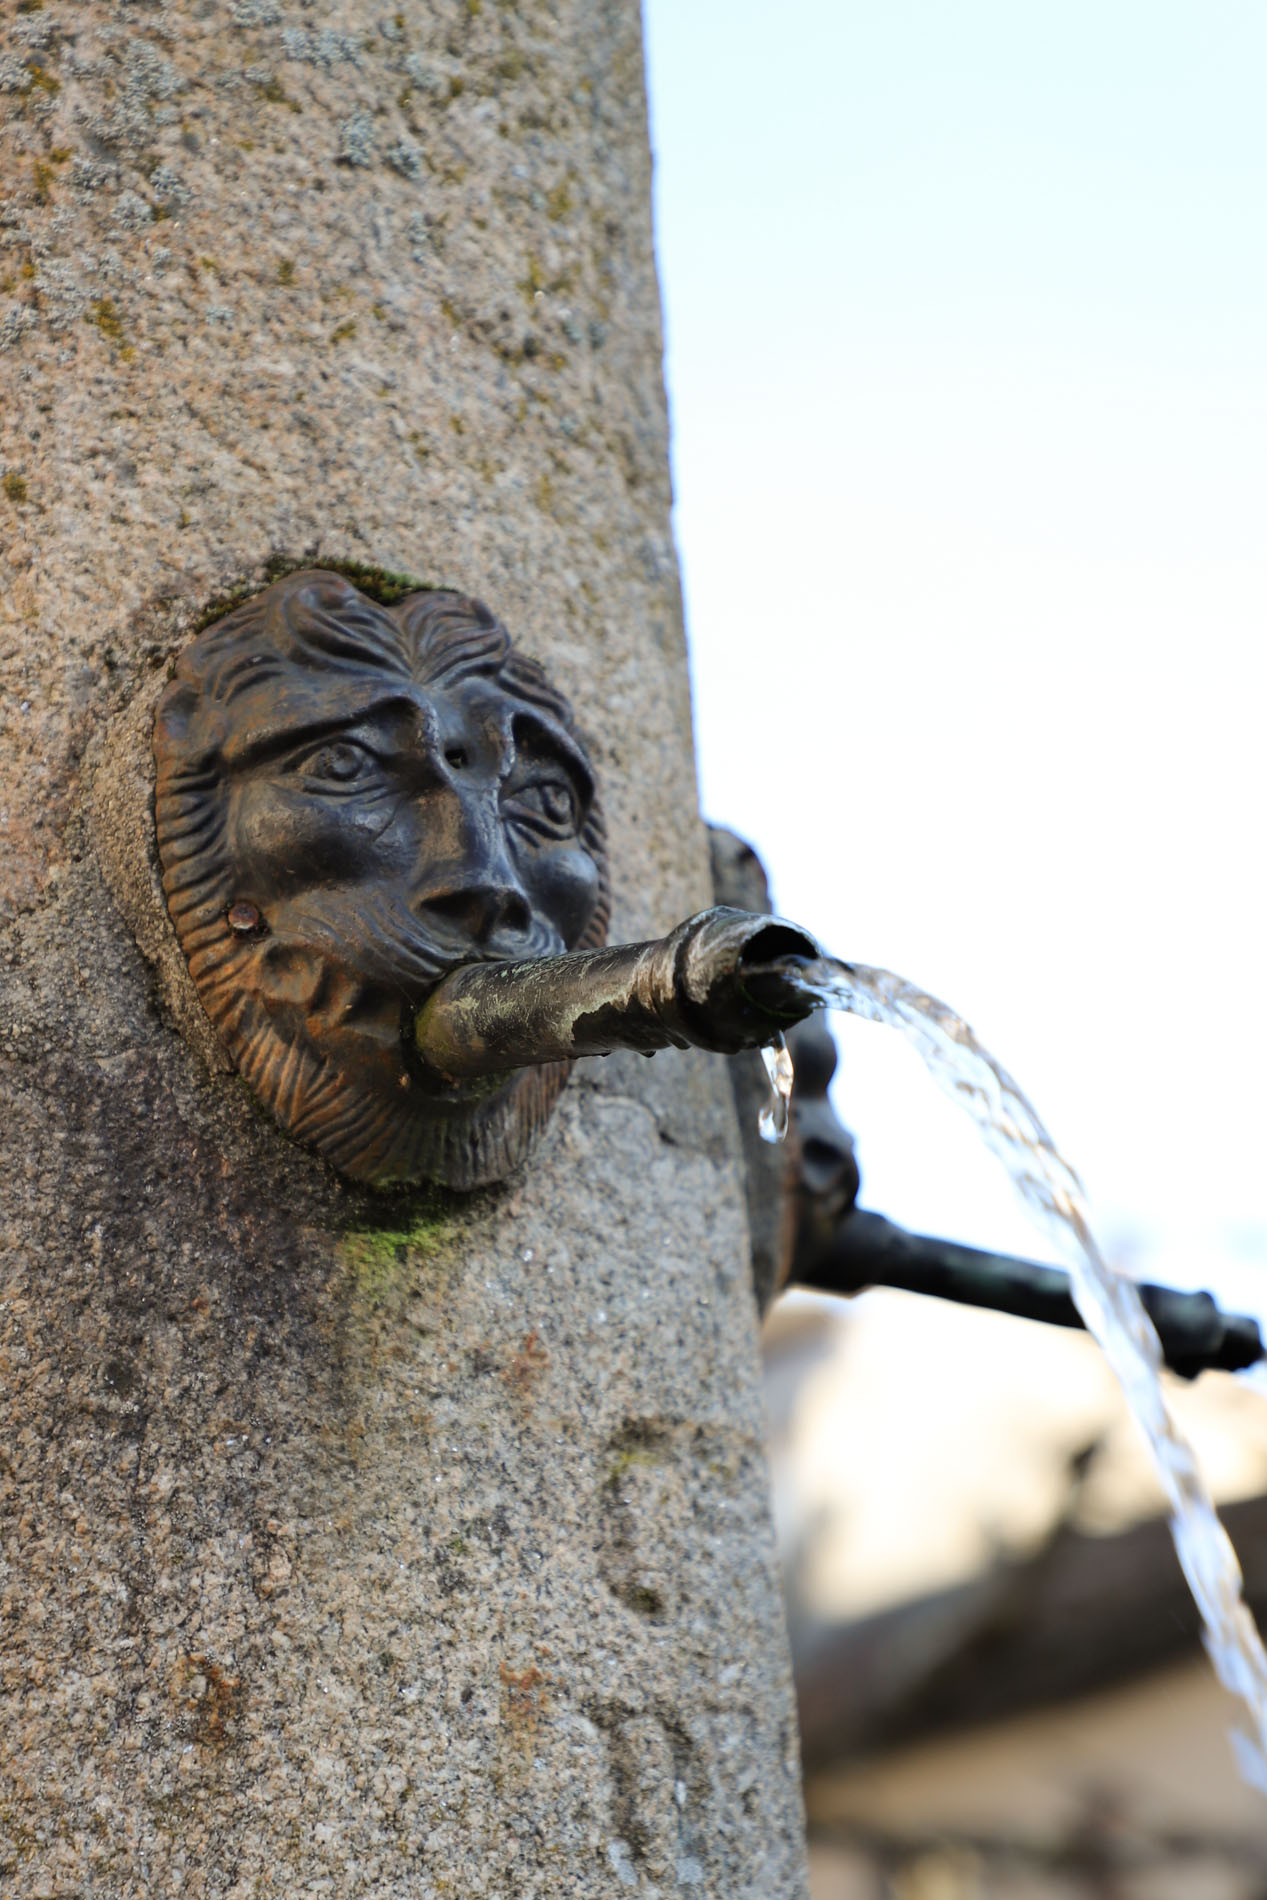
xmin=411 ymin=906 xmax=820 ymax=1080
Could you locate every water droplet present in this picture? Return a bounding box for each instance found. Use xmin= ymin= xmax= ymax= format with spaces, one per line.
xmin=758 ymin=1036 xmax=794 ymax=1144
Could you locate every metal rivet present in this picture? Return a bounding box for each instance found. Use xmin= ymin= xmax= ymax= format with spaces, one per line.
xmin=227 ymin=900 xmax=263 ymax=937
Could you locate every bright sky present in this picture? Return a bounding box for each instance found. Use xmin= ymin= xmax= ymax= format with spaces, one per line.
xmin=643 ymin=0 xmax=1267 ymax=1319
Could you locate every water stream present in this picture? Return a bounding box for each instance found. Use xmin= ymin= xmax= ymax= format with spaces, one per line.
xmin=782 ymin=954 xmax=1267 ymax=1789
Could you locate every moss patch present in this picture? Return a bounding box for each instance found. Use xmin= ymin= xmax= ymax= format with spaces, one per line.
xmin=189 ymin=556 xmax=468 ymax=638
xmin=253 ymin=74 xmax=302 ymax=114
xmin=339 ymin=1193 xmax=463 ymax=1294
xmin=603 ymin=1440 xmax=665 ymax=1490
xmin=88 ymin=298 xmax=125 ymax=343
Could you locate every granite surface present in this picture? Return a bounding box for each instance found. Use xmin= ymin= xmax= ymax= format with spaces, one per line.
xmin=0 ymin=1 xmax=809 ymax=1892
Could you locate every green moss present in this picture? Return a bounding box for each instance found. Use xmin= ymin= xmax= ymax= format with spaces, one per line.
xmin=276 ymin=257 xmax=295 ymax=286
xmin=254 ymin=74 xmax=302 ymax=113
xmin=26 ymin=63 xmax=60 ymax=95
xmin=189 ymin=556 xmax=458 ymax=637
xmin=329 ymin=318 xmax=356 ymax=344
xmin=87 ymin=297 xmax=125 ymax=343
xmin=517 ymin=253 xmax=545 ymax=305
xmin=603 ymin=1442 xmax=661 ymax=1489
xmin=2 ymin=473 xmax=29 ymax=505
xmin=544 ymin=177 xmax=573 ymax=222
xmin=340 ymin=1197 xmax=461 ymax=1293
xmin=624 ymin=1584 xmax=664 ymax=1616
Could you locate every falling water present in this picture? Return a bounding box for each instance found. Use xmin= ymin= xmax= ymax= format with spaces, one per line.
xmin=786 ymin=954 xmax=1267 ymax=1790
xmin=759 ymin=1035 xmax=794 ymax=1144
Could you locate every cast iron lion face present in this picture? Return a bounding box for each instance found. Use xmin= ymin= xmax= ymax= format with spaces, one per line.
xmin=153 ymin=570 xmax=609 ymax=1187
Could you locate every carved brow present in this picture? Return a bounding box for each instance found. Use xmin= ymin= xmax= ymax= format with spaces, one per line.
xmin=227 ymin=691 xmax=432 ymax=771
xmin=506 ymin=708 xmax=594 ymax=800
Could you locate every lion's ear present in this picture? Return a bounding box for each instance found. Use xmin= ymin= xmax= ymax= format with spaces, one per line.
xmin=155 ymin=680 xmax=200 ymax=748
xmin=154 ymin=680 xmax=228 ymax=787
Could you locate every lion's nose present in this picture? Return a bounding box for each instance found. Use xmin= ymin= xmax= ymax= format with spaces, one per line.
xmin=412 ymin=781 xmax=539 ymax=950
xmin=421 ymin=881 xmax=533 ymax=948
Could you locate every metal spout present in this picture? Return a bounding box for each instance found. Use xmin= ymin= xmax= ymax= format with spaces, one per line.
xmin=411 ymin=906 xmax=820 ymax=1080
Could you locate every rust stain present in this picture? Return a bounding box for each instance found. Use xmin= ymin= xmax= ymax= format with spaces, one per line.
xmin=505 ymin=1327 xmax=548 ymax=1402
xmin=173 ymin=1652 xmax=243 ymax=1746
xmin=499 ymin=1659 xmax=549 ymax=1741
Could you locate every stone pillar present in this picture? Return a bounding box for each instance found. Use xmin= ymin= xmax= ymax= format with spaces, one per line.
xmin=0 ymin=2 xmax=809 ymax=1895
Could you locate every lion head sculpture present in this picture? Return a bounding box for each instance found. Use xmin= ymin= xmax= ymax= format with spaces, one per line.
xmin=153 ymin=569 xmax=609 ymax=1188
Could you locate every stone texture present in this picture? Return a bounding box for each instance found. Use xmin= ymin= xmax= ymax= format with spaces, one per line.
xmin=0 ymin=1 xmax=809 ymax=1893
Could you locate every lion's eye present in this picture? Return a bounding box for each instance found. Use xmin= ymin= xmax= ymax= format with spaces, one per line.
xmin=297 ymin=740 xmax=374 ymax=785
xmin=504 ymin=776 xmax=580 ymax=838
xmin=535 ymin=780 xmax=577 ymax=826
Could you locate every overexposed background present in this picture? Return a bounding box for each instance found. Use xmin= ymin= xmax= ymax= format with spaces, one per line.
xmin=642 ymin=0 xmax=1267 ymax=1634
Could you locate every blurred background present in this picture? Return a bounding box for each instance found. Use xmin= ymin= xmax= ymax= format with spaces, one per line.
xmin=642 ymin=3 xmax=1267 ymax=1895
